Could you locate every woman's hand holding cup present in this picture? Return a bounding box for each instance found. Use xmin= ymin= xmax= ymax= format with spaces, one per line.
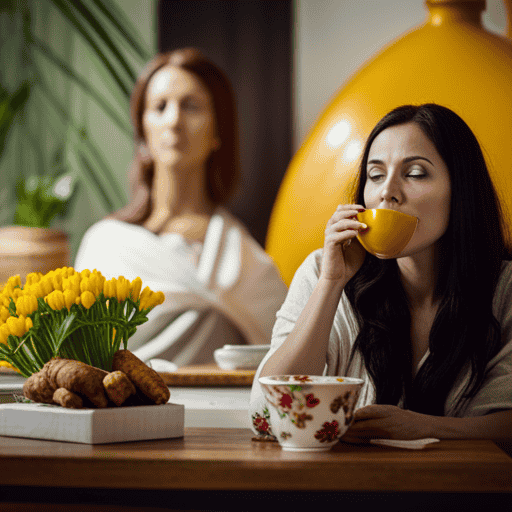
xmin=320 ymin=204 xmax=367 ymax=284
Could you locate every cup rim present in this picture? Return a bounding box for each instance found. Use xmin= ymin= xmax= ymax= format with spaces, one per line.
xmin=258 ymin=375 xmax=364 ymax=385
xmin=359 ymin=207 xmax=418 ymax=222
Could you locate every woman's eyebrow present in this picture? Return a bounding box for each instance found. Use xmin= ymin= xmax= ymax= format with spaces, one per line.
xmin=403 ymin=156 xmax=433 ymax=165
xmin=367 ymin=156 xmax=433 ymax=166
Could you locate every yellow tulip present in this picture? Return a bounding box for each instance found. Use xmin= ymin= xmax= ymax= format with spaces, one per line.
xmin=39 ymin=277 xmax=54 ymax=297
xmin=116 ymin=276 xmax=130 ymax=302
xmin=25 ymin=272 xmax=42 ymax=287
xmin=130 ymin=277 xmax=142 ymax=302
xmin=60 ymin=267 xmax=75 ymax=278
xmin=47 ymin=290 xmax=65 ymax=311
xmin=63 ymin=289 xmax=77 ymax=310
xmin=103 ymin=279 xmax=116 ymax=298
xmin=0 ymin=306 xmax=9 ymax=323
xmin=25 ymin=317 xmax=33 ymax=331
xmin=80 ymin=278 xmax=94 ymax=295
xmin=51 ymin=273 xmax=64 ymax=291
xmin=89 ymin=272 xmax=104 ymax=296
xmin=80 ymin=290 xmax=96 ymax=310
xmin=138 ymin=286 xmax=152 ymax=310
xmin=6 ymin=315 xmax=27 ymax=337
xmin=11 ymin=288 xmax=23 ymax=300
xmin=63 ymin=274 xmax=81 ymax=296
xmin=80 ymin=269 xmax=91 ymax=279
xmin=0 ymin=324 xmax=10 ymax=344
xmin=7 ymin=275 xmax=21 ymax=289
xmin=15 ymin=294 xmax=38 ymax=317
xmin=149 ymin=291 xmax=165 ymax=308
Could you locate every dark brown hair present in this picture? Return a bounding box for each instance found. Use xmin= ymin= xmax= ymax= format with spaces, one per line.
xmin=345 ymin=103 xmax=509 ymax=416
xmin=109 ymin=48 xmax=240 ymax=226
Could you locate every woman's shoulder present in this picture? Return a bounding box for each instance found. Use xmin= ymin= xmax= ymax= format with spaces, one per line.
xmin=290 ymin=249 xmax=323 ymax=283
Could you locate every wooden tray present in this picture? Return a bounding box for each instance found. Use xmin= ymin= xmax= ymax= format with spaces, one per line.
xmin=160 ymin=364 xmax=256 ymax=387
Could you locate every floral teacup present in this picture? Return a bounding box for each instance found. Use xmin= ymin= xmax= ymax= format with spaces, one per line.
xmin=258 ymin=375 xmax=364 ymax=452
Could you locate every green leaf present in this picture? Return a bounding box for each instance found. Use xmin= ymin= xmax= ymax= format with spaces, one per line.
xmin=14 ymin=199 xmax=46 ymax=228
xmin=66 ymin=0 xmax=142 ymax=80
xmin=48 ymin=0 xmax=132 ymax=98
xmin=33 ymin=77 xmax=127 ymax=209
xmin=78 ymin=152 xmax=115 ymax=212
xmin=53 ymin=311 xmax=78 ymax=353
xmin=88 ymin=0 xmax=151 ymax=61
xmin=32 ymin=37 xmax=131 ymax=136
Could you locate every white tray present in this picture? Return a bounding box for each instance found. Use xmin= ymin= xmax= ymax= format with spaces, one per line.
xmin=0 ymin=402 xmax=184 ymax=444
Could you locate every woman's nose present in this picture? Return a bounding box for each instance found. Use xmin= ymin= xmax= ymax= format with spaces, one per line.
xmin=380 ymin=176 xmax=403 ymax=205
xmin=162 ymin=103 xmax=182 ymax=128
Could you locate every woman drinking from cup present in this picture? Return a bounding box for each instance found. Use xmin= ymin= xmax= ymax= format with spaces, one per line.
xmin=250 ymin=103 xmax=512 ymax=442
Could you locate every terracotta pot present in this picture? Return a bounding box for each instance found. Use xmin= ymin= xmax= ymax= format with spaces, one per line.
xmin=0 ymin=226 xmax=70 ymax=285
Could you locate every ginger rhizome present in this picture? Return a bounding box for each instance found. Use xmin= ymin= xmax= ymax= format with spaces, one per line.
xmin=23 ymin=351 xmax=170 ymax=409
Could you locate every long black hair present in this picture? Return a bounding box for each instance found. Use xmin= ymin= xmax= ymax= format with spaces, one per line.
xmin=345 ymin=104 xmax=510 ymax=415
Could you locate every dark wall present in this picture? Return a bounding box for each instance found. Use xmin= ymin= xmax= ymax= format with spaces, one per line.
xmin=158 ymin=0 xmax=293 ymax=247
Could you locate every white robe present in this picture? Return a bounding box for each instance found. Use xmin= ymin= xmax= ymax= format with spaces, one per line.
xmin=74 ymin=208 xmax=288 ymax=367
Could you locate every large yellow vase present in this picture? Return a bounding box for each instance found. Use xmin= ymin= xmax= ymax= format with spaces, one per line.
xmin=267 ymin=0 xmax=512 ymax=285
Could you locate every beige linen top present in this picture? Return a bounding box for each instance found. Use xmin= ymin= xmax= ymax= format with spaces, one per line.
xmin=249 ymin=249 xmax=512 ymax=435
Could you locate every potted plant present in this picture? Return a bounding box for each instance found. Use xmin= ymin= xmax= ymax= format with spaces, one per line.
xmin=0 ymin=0 xmax=152 ymax=282
xmin=0 ymin=149 xmax=78 ymax=284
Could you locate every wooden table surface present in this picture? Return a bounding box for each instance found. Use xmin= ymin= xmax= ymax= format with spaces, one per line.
xmin=0 ymin=427 xmax=511 ymax=492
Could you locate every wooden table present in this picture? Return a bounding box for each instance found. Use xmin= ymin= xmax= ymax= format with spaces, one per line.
xmin=0 ymin=428 xmax=511 ymax=511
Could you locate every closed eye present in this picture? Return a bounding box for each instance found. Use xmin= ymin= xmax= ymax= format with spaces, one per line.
xmin=407 ymin=167 xmax=427 ymax=178
xmin=367 ymin=170 xmax=385 ymax=181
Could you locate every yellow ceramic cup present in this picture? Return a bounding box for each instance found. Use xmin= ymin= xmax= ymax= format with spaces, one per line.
xmin=356 ymin=208 xmax=418 ymax=258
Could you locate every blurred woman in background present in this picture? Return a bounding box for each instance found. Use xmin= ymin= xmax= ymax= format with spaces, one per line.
xmin=75 ymin=48 xmax=287 ymax=368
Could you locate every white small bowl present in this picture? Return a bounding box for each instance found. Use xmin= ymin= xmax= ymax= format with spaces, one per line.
xmin=259 ymin=375 xmax=364 ymax=451
xmin=214 ymin=344 xmax=271 ymax=370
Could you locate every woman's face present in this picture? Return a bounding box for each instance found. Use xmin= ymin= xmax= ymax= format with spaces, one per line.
xmin=142 ymin=65 xmax=217 ymax=171
xmin=363 ymin=122 xmax=451 ymax=258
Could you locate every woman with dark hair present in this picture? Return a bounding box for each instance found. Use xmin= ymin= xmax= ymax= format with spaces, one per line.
xmin=250 ymin=103 xmax=512 ymax=441
xmin=75 ymin=48 xmax=287 ymax=368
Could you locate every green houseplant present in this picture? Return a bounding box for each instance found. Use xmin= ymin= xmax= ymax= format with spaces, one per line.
xmin=0 ymin=0 xmax=153 ymax=283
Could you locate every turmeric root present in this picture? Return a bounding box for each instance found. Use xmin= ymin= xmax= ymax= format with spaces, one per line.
xmin=112 ymin=350 xmax=170 ymax=405
xmin=24 ymin=358 xmax=109 ymax=408
xmin=53 ymin=388 xmax=83 ymax=409
xmin=103 ymin=371 xmax=136 ymax=406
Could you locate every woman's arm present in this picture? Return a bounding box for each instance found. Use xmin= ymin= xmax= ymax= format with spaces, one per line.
xmin=259 ymin=204 xmax=367 ymax=378
xmin=259 ymin=276 xmax=345 ymax=377
xmin=342 ymin=405 xmax=512 ymax=442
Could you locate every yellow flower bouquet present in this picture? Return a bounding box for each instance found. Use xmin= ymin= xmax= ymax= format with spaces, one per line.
xmin=0 ymin=267 xmax=164 ymax=377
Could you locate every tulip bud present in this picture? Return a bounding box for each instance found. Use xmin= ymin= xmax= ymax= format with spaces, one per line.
xmin=0 ymin=324 xmax=10 ymax=345
xmin=6 ymin=315 xmax=26 ymax=337
xmin=130 ymin=277 xmax=142 ymax=302
xmin=47 ymin=290 xmax=65 ymax=311
xmin=116 ymin=277 xmax=130 ymax=302
xmin=80 ymin=290 xmax=96 ymax=310
xmin=63 ymin=289 xmax=77 ymax=310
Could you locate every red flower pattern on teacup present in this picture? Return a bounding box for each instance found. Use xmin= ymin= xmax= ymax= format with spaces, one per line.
xmin=252 ymin=407 xmax=274 ymax=436
xmin=305 ymin=393 xmax=320 ymax=408
xmin=315 ymin=420 xmax=340 ymax=443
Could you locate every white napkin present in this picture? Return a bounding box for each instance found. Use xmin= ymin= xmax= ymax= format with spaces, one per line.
xmin=370 ymin=438 xmax=440 ymax=450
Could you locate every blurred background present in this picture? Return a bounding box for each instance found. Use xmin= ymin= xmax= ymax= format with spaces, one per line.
xmin=0 ymin=0 xmax=508 ymax=259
